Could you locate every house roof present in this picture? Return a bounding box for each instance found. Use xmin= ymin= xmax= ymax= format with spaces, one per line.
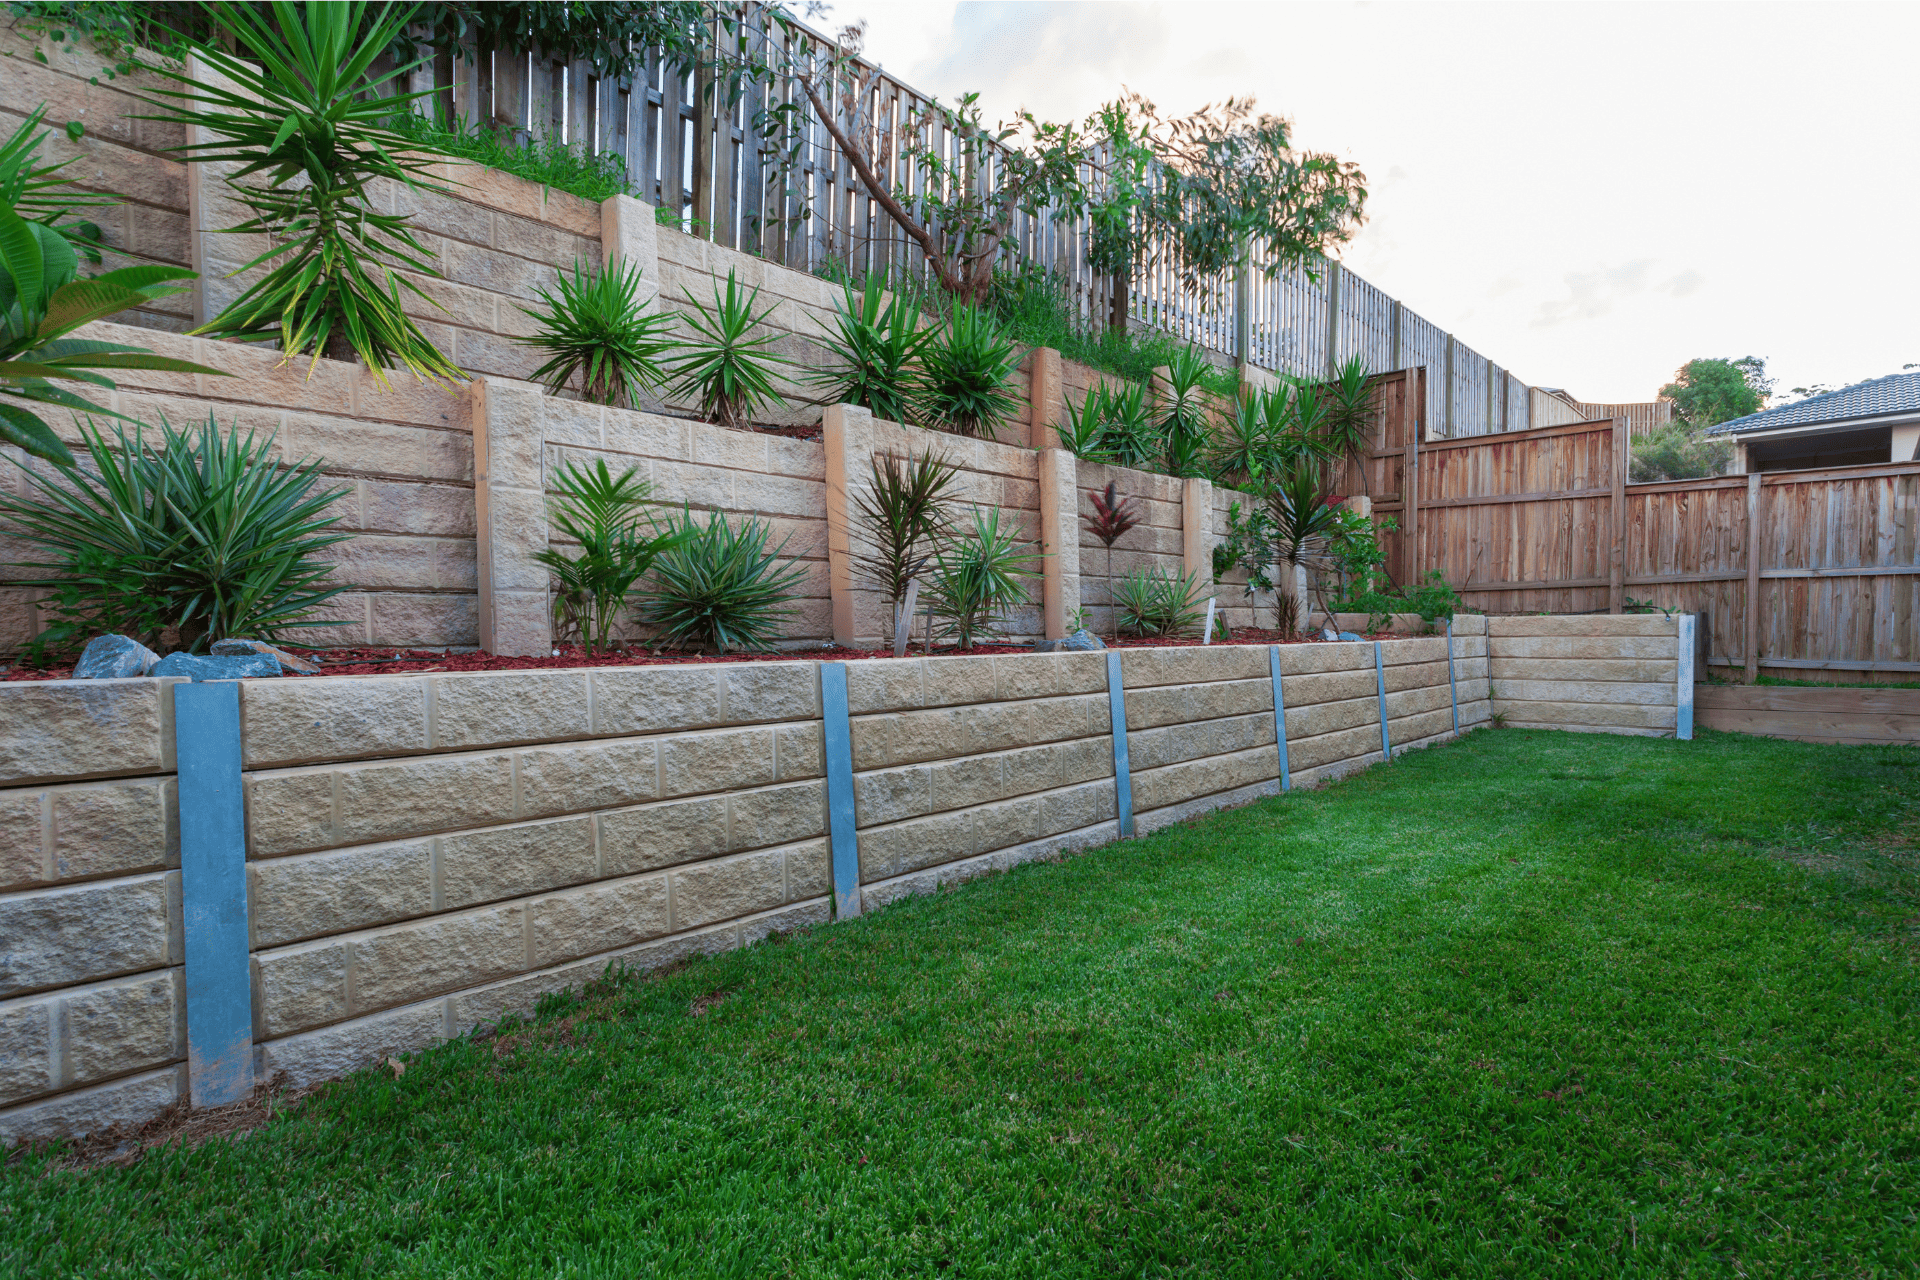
xmin=1710 ymin=370 xmax=1920 ymax=435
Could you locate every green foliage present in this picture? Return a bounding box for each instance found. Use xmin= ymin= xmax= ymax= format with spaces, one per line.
xmin=530 ymin=459 xmax=688 ymax=654
xmin=809 ymin=277 xmax=933 ymax=424
xmin=138 ymin=1 xmax=462 ymax=384
xmin=1111 ymin=565 xmax=1206 ymax=637
xmin=1211 ymin=500 xmax=1273 ymax=589
xmin=0 ymin=414 xmax=349 ymax=652
xmin=1314 ymin=354 xmax=1376 ymax=469
xmin=985 ymin=266 xmax=1238 ymax=399
xmin=916 ymin=303 xmax=1022 ymax=439
xmin=0 ymin=106 xmax=110 ymax=259
xmin=1060 ymin=381 xmax=1164 ymax=471
xmin=1053 ymin=384 xmax=1115 ymax=462
xmin=0 ymin=194 xmax=218 ymax=464
xmin=1264 ymin=455 xmax=1344 ymax=631
xmin=666 ymin=268 xmax=792 ymax=428
xmin=1157 ymin=344 xmax=1215 ymax=475
xmin=1 ymin=1 xmax=197 ymax=79
xmin=1331 ymin=571 xmax=1463 ymax=628
xmin=929 ymin=505 xmax=1039 ymax=650
xmin=853 ymin=449 xmax=958 ymax=647
xmin=1660 ymin=356 xmax=1771 ymax=428
xmin=390 ymin=113 xmax=637 ymax=205
xmin=638 ymin=506 xmax=805 ymax=653
xmin=1630 ymin=418 xmax=1735 ymax=481
xmin=1326 ymin=507 xmax=1392 ymax=599
xmin=518 ymin=258 xmax=673 ymax=408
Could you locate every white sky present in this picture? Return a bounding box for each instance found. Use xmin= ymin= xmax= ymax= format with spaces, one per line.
xmin=834 ymin=1 xmax=1920 ymax=403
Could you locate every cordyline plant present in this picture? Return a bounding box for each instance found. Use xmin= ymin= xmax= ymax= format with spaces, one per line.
xmin=1265 ymin=457 xmax=1344 ymax=634
xmin=139 ymin=0 xmax=464 ymax=384
xmin=1083 ymin=481 xmax=1142 ymax=641
xmin=853 ymin=448 xmax=957 ymax=653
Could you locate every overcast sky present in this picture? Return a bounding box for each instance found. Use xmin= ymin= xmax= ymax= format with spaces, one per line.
xmin=837 ymin=1 xmax=1920 ymax=404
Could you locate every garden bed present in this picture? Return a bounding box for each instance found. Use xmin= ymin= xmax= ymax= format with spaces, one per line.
xmin=0 ymin=627 xmax=1396 ymax=681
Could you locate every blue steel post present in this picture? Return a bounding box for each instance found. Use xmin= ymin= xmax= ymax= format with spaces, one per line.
xmin=1445 ymin=619 xmax=1460 ymax=735
xmin=174 ymin=680 xmax=254 ymax=1108
xmin=1374 ymin=641 xmax=1391 ymax=761
xmin=1268 ymin=645 xmax=1291 ymax=792
xmin=1106 ymin=651 xmax=1135 ymax=837
xmin=819 ymin=662 xmax=862 ymax=918
xmin=1676 ymin=614 xmax=1696 ymax=741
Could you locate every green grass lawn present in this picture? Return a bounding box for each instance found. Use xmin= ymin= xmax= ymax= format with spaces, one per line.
xmin=5 ymin=728 xmax=1918 ymax=1278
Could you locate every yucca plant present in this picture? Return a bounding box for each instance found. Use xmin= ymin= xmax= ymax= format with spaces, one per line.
xmin=1083 ymin=481 xmax=1142 ymax=641
xmin=1 ymin=106 xmax=111 ymax=260
xmin=1055 ymin=384 xmax=1117 ymax=461
xmin=666 ymin=269 xmax=792 ymax=428
xmin=1264 ymin=455 xmax=1344 ymax=634
xmin=137 ymin=0 xmax=463 ymax=384
xmin=1112 ymin=565 xmax=1207 ymax=637
xmin=0 ymin=415 xmax=350 ymax=652
xmin=809 ymin=276 xmax=931 ymax=423
xmin=638 ymin=506 xmax=806 ymax=653
xmin=928 ymin=505 xmax=1040 ymax=650
xmin=1318 ymin=353 xmax=1377 ymax=473
xmin=917 ymin=303 xmax=1021 ymax=439
xmin=853 ymin=448 xmax=958 ymax=651
xmin=1209 ymin=390 xmax=1280 ymax=489
xmin=1100 ymin=382 xmax=1162 ymax=470
xmin=519 ymin=258 xmax=675 ymax=408
xmin=1158 ymin=344 xmax=1215 ymax=472
xmin=532 ymin=459 xmax=690 ymax=653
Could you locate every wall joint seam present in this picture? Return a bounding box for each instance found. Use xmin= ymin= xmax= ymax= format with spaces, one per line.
xmin=1374 ymin=642 xmax=1391 ymax=761
xmin=1445 ymin=620 xmax=1460 ymax=735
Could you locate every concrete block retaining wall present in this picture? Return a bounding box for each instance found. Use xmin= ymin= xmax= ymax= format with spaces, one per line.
xmin=1488 ymin=614 xmax=1691 ymax=736
xmin=0 ymin=621 xmax=1538 ymax=1143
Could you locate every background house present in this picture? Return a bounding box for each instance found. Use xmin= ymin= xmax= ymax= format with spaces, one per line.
xmin=1711 ymin=371 xmax=1920 ymax=472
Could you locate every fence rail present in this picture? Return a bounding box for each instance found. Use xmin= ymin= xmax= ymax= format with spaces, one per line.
xmin=411 ymin=6 xmax=1600 ymax=439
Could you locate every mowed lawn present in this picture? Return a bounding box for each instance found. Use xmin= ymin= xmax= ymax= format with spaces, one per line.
xmin=4 ymin=728 xmax=1918 ymax=1278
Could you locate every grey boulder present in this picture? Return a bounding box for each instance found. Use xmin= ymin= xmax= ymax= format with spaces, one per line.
xmin=149 ymin=652 xmax=282 ymax=681
xmin=72 ymin=634 xmax=162 ymax=679
xmin=1032 ymin=629 xmax=1107 ymax=653
xmin=211 ymin=637 xmax=321 ymax=674
xmin=1337 ymin=631 xmax=1364 ymax=642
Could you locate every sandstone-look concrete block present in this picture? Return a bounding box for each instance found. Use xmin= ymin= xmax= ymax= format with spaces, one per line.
xmin=516 ymin=738 xmax=659 ymax=819
xmin=722 ymin=662 xmax=819 ymax=724
xmin=0 ymin=788 xmax=43 ymax=891
xmin=249 ymin=839 xmax=434 ymax=948
xmin=853 ymin=763 xmax=932 ymax=828
xmin=849 ymin=692 xmax=1107 ymax=771
xmin=591 ymin=666 xmax=726 ymax=735
xmin=1489 ymin=615 xmax=1676 ymax=637
xmin=1118 ymin=645 xmax=1267 ymax=689
xmin=922 ymin=656 xmax=999 ymax=708
xmin=62 ymin=969 xmax=183 ymax=1087
xmin=1497 ymin=701 xmax=1676 ymax=731
xmin=48 ymin=778 xmax=176 ymax=881
xmin=437 ymin=814 xmax=596 ymax=910
xmin=859 ymin=807 xmax=976 ymax=881
xmin=1284 ymin=720 xmax=1389 ymax=773
xmin=0 ymin=1063 xmax=185 ymax=1147
xmin=244 ymin=768 xmax=336 ymax=857
xmin=1489 ymin=658 xmax=1679 ymax=687
xmin=1281 ymin=666 xmax=1380 ymax=707
xmin=253 ymin=939 xmax=350 ymax=1037
xmin=774 ymin=722 xmax=825 ymax=781
xmin=659 ymin=727 xmax=776 ymax=798
xmin=726 ymin=780 xmax=825 ymax=851
xmin=1382 ymin=659 xmax=1451 ymax=695
xmin=845 ymin=659 xmax=926 ymax=715
xmin=1380 ymin=636 xmax=1448 ymax=666
xmin=336 ymin=752 xmax=515 ymax=846
xmin=1283 ymin=694 xmax=1388 ymax=743
xmin=471 ymin=377 xmax=552 ymax=657
xmin=992 ymin=650 xmax=1107 ymax=702
xmin=671 ymin=847 xmax=789 ymax=930
xmin=0 ymin=679 xmax=172 ymax=787
xmin=1495 ymin=678 xmax=1676 ymax=707
xmin=1132 ymin=745 xmax=1276 ymax=814
xmin=255 ymin=998 xmax=447 ymax=1092
xmin=1276 ymin=643 xmax=1375 ymax=677
xmin=597 ymin=795 xmax=728 ymax=875
xmin=530 ymin=873 xmax=669 ymax=967
xmin=1485 ymin=635 xmax=1678 ymax=661
xmin=0 ymin=997 xmax=54 ymax=1105
xmin=1128 ymin=720 xmax=1224 ymax=773
xmin=0 ymin=873 xmax=177 ymax=998
xmin=784 ymin=839 xmax=830 ymax=901
xmin=1126 ymin=678 xmax=1270 ymax=732
xmin=431 ymin=671 xmax=593 ymax=748
xmin=241 ymin=676 xmax=429 ymax=769
xmin=349 ymin=902 xmax=527 ymax=1015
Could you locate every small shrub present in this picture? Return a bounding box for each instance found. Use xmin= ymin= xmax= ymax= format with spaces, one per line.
xmin=853 ymin=449 xmax=958 ymax=649
xmin=666 ymin=269 xmax=792 ymax=428
xmin=532 ymin=459 xmax=689 ymax=653
xmin=1630 ymin=419 xmax=1735 ymax=481
xmin=0 ymin=415 xmax=349 ymax=653
xmin=519 ymin=258 xmax=675 ymax=408
xmin=638 ymin=507 xmax=806 ymax=653
xmin=1055 ymin=384 xmax=1117 ymax=461
xmin=810 ymin=276 xmax=931 ymax=423
xmin=1157 ymin=345 xmax=1215 ymax=473
xmin=1331 ymin=571 xmax=1464 ymax=628
xmin=930 ymin=506 xmax=1040 ymax=650
xmin=917 ymin=304 xmax=1022 ymax=439
xmin=1083 ymin=482 xmax=1143 ymax=641
xmin=1112 ymin=566 xmax=1207 ymax=637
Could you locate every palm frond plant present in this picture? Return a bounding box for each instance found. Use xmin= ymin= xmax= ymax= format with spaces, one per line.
xmin=917 ymin=303 xmax=1022 ymax=439
xmin=929 ymin=505 xmax=1041 ymax=650
xmin=1083 ymin=481 xmax=1142 ymax=641
xmin=0 ymin=107 xmax=111 ymax=261
xmin=853 ymin=448 xmax=958 ymax=651
xmin=1318 ymin=354 xmax=1377 ymax=474
xmin=1055 ymin=384 xmax=1117 ymax=461
xmin=0 ymin=414 xmax=351 ymax=653
xmin=0 ymin=121 xmax=223 ymax=464
xmin=638 ymin=506 xmax=806 ymax=653
xmin=1209 ymin=389 xmax=1281 ymax=489
xmin=1111 ymin=565 xmax=1207 ymax=637
xmin=809 ymin=276 xmax=931 ymax=424
xmin=1264 ymin=455 xmax=1344 ymax=634
xmin=531 ymin=459 xmax=691 ymax=654
xmin=665 ymin=269 xmax=792 ymax=428
xmin=137 ymin=0 xmax=464 ymax=384
xmin=1163 ymin=419 xmax=1209 ymax=478
xmin=518 ymin=258 xmax=675 ymax=408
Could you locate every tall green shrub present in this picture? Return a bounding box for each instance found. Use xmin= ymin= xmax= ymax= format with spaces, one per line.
xmin=917 ymin=304 xmax=1021 ymax=439
xmin=638 ymin=507 xmax=806 ymax=653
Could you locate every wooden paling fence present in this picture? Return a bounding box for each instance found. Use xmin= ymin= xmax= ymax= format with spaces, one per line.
xmin=1357 ymin=403 xmax=1920 ymax=682
xmin=411 ymin=5 xmax=1546 ymax=438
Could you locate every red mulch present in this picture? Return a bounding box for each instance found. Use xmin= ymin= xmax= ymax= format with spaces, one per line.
xmin=1 ymin=628 xmax=1389 ymax=682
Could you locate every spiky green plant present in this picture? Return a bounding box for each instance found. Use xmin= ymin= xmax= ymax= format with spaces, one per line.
xmin=1318 ymin=354 xmax=1377 ymax=471
xmin=0 ymin=415 xmax=350 ymax=652
xmin=1055 ymin=384 xmax=1118 ymax=461
xmin=519 ymin=258 xmax=675 ymax=408
xmin=1209 ymin=390 xmax=1280 ymax=489
xmin=917 ymin=303 xmax=1022 ymax=439
xmin=639 ymin=506 xmax=806 ymax=653
xmin=136 ymin=0 xmax=462 ymax=384
xmin=1111 ymin=565 xmax=1207 ymax=637
xmin=665 ymin=269 xmax=793 ymax=428
xmin=810 ymin=276 xmax=931 ymax=423
xmin=929 ymin=505 xmax=1041 ymax=650
xmin=1264 ymin=455 xmax=1344 ymax=634
xmin=1158 ymin=344 xmax=1215 ymax=471
xmin=0 ymin=106 xmax=111 ymax=260
xmin=853 ymin=448 xmax=958 ymax=649
xmin=532 ymin=459 xmax=690 ymax=653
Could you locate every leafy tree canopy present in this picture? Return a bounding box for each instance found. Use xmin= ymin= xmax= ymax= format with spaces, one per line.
xmin=1659 ymin=356 xmax=1771 ymax=428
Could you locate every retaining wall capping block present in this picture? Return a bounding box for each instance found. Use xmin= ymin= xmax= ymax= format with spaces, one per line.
xmin=1676 ymin=614 xmax=1695 ymax=741
xmin=1269 ymin=646 xmax=1291 ymax=791
xmin=173 ymin=681 xmax=254 ymax=1108
xmin=1105 ymin=651 xmax=1135 ymax=837
xmin=0 ymin=678 xmax=177 ymax=788
xmin=820 ymin=663 xmax=860 ymax=919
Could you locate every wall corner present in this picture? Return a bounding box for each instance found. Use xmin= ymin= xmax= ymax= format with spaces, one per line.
xmin=470 ymin=377 xmax=553 ymax=656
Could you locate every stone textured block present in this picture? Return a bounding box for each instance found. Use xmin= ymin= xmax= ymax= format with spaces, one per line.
xmin=250 ymin=840 xmax=434 ymax=948
xmin=853 ymin=764 xmax=931 ymax=828
xmin=659 ymin=727 xmax=776 ymax=798
xmin=349 ymin=903 xmax=526 ymax=1015
xmin=1133 ymin=745 xmax=1279 ymax=814
xmin=255 ymin=999 xmax=447 ymax=1092
xmin=1495 ymin=679 xmax=1676 ymax=706
xmin=726 ymin=781 xmax=826 ymax=851
xmin=774 ymin=722 xmax=825 ymax=781
xmin=0 ymin=1062 xmax=185 ymax=1147
xmin=0 ymin=680 xmax=170 ymax=787
xmin=337 ymin=752 xmax=515 ymax=846
xmin=591 ymin=667 xmax=726 ymax=735
xmin=245 ymin=768 xmax=337 ymax=857
xmin=515 ymin=738 xmax=659 ymax=819
xmin=529 ymin=874 xmax=669 ymax=968
xmin=1489 ymin=615 xmax=1676 ymax=637
xmin=1125 ymin=678 xmax=1270 ymax=731
xmin=597 ymin=795 xmax=728 ymax=875
xmin=1485 ymin=635 xmax=1678 ymax=661
xmin=845 ymin=659 xmax=925 ymax=715
xmin=49 ymin=778 xmax=176 ymax=880
xmin=0 ymin=873 xmax=177 ymax=997
xmin=0 ymin=788 xmax=44 ymax=890
xmin=859 ymin=808 xmax=975 ymax=881
xmin=254 ymin=940 xmax=350 ymax=1037
xmin=784 ymin=839 xmax=830 ymax=901
xmin=437 ymin=815 xmax=596 ymax=911
xmin=671 ymin=848 xmax=787 ymax=931
xmin=722 ymin=662 xmax=819 ymax=724
xmin=432 ymin=671 xmax=593 ymax=749
xmin=63 ymin=969 xmax=182 ymax=1087
xmin=0 ymin=997 xmax=54 ymax=1105
xmin=241 ymin=677 xmax=429 ymax=769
